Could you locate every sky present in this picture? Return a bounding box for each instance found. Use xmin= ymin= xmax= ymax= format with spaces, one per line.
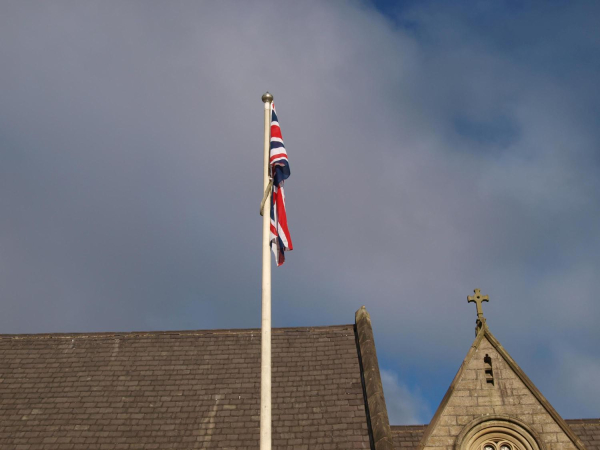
xmin=1 ymin=0 xmax=599 ymax=425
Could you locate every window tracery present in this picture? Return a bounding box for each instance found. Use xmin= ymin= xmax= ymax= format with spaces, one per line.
xmin=472 ymin=430 xmax=529 ymax=450
xmin=456 ymin=417 xmax=544 ymax=450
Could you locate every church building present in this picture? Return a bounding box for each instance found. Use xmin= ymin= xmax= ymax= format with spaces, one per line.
xmin=1 ymin=290 xmax=598 ymax=449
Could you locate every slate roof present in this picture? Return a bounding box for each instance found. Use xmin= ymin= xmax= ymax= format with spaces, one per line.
xmin=1 ymin=321 xmax=598 ymax=450
xmin=391 ymin=421 xmax=600 ymax=450
xmin=568 ymin=420 xmax=600 ymax=450
xmin=0 ymin=325 xmax=370 ymax=449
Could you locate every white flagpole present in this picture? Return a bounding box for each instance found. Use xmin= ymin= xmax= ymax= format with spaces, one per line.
xmin=260 ymin=91 xmax=273 ymax=450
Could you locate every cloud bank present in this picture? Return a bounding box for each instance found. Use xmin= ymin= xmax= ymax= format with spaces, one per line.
xmin=1 ymin=0 xmax=599 ymax=420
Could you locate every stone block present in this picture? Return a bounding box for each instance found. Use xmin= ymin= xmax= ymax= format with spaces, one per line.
xmin=453 ymin=390 xmax=472 ymax=397
xmin=457 ymin=380 xmax=481 ymax=390
xmin=542 ymin=423 xmax=562 ymax=433
xmin=533 ymin=414 xmax=555 ymax=425
xmin=457 ymin=415 xmax=473 ymax=426
xmin=439 ymin=416 xmax=457 ymax=426
xmin=462 ymin=370 xmax=477 ymax=380
xmin=477 ymin=396 xmax=503 ymax=406
xmin=428 ymin=436 xmax=456 ymax=447
xmin=449 ymin=425 xmax=464 ymax=436
xmin=433 ymin=426 xmax=450 ymax=436
xmin=450 ymin=396 xmax=477 ymax=407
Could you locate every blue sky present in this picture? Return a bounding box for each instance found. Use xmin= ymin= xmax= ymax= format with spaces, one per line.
xmin=1 ymin=0 xmax=599 ymax=424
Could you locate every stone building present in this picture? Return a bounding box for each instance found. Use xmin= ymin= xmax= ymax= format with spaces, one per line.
xmin=0 ymin=291 xmax=598 ymax=449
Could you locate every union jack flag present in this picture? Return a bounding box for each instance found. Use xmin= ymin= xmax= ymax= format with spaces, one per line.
xmin=270 ymin=103 xmax=292 ymax=266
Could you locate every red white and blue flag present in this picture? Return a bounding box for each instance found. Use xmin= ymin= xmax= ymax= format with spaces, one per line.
xmin=269 ymin=103 xmax=292 ymax=266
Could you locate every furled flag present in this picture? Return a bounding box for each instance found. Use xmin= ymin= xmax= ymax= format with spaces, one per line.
xmin=269 ymin=103 xmax=293 ymax=266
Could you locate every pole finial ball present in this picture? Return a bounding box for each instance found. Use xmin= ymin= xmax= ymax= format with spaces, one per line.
xmin=262 ymin=92 xmax=273 ymax=103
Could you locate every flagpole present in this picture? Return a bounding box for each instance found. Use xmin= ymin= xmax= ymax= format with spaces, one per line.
xmin=260 ymin=91 xmax=273 ymax=450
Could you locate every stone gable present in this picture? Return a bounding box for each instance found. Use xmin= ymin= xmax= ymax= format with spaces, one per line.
xmin=419 ymin=329 xmax=583 ymax=450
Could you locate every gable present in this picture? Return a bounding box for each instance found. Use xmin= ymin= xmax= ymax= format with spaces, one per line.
xmin=419 ymin=327 xmax=585 ymax=450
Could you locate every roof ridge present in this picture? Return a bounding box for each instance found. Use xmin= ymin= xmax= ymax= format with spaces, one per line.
xmin=565 ymin=418 xmax=600 ymax=423
xmin=0 ymin=323 xmax=354 ymax=340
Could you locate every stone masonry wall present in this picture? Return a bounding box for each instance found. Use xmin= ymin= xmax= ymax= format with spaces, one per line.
xmin=423 ymin=336 xmax=578 ymax=450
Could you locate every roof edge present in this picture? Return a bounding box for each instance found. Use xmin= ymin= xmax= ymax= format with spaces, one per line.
xmin=0 ymin=324 xmax=355 ymax=340
xmin=355 ymin=306 xmax=394 ymax=450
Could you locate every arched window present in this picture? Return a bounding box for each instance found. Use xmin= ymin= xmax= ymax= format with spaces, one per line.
xmin=456 ymin=417 xmax=544 ymax=450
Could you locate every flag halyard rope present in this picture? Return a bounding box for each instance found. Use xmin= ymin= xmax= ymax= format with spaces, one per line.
xmin=259 ymin=177 xmax=274 ymax=216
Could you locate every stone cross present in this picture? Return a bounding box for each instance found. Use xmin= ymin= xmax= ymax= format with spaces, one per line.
xmin=467 ymin=288 xmax=489 ymax=320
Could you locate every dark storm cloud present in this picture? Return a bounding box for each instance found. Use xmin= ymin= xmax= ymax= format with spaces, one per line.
xmin=0 ymin=0 xmax=599 ymax=422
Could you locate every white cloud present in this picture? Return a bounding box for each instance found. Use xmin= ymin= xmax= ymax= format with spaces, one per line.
xmin=0 ymin=0 xmax=599 ymax=419
xmin=381 ymin=369 xmax=430 ymax=425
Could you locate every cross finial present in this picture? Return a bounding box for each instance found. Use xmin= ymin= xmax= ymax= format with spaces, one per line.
xmin=467 ymin=288 xmax=489 ymax=320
